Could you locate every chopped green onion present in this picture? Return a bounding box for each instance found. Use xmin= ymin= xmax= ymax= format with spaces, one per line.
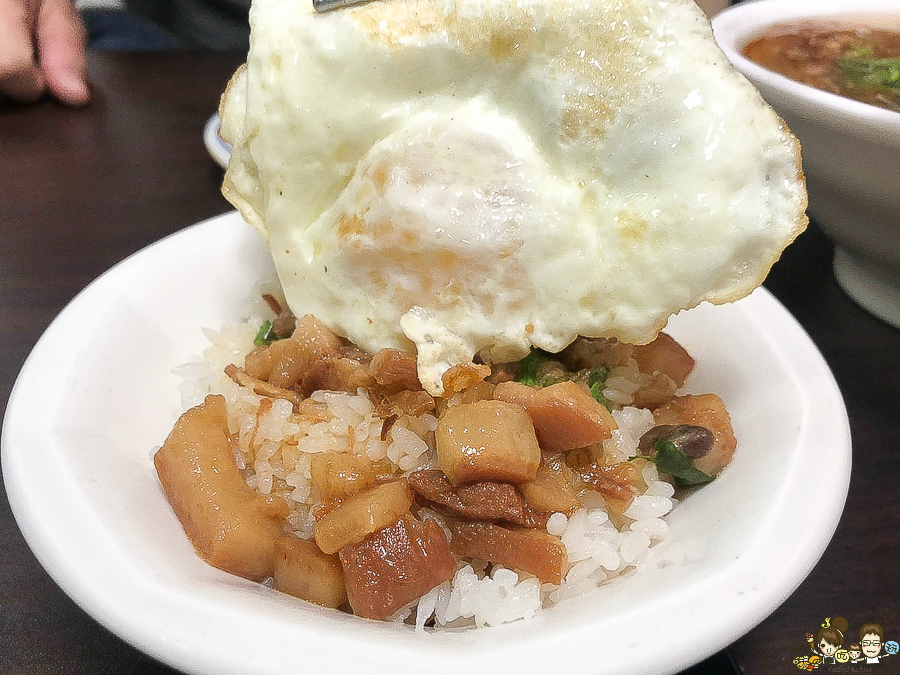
xmin=589 ymin=381 xmax=612 ymax=411
xmin=838 ymin=56 xmax=900 ymax=96
xmin=588 ymin=365 xmax=610 ymax=387
xmin=253 ymin=319 xmax=277 ymax=347
xmin=515 ymin=349 xmax=554 ymax=387
xmin=588 ymin=366 xmax=612 ymax=410
xmin=649 ymin=437 xmax=714 ymax=488
xmin=845 ymin=45 xmax=874 ymax=59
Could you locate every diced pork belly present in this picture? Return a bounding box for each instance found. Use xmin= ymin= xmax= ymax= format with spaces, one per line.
xmin=243 ymin=314 xmax=341 ymax=385
xmin=450 ymin=380 xmax=497 ymax=405
xmin=273 ymin=535 xmax=347 ymax=609
xmin=280 ymin=315 xmax=346 ymax=382
xmin=313 ymin=479 xmax=413 ymax=554
xmin=369 ymin=348 xmax=422 ymax=392
xmin=630 ymin=333 xmax=695 ymax=388
xmin=493 ymin=380 xmax=616 ymax=453
xmin=309 ymin=452 xmax=382 ymax=502
xmin=567 ymin=451 xmax=641 ymax=506
xmin=449 ymin=521 xmax=567 ymax=585
xmin=339 ymin=515 xmax=456 ymax=620
xmin=555 ymin=333 xmax=694 ymax=409
xmin=242 ymin=345 xmax=277 ymax=381
xmin=485 ymin=361 xmax=518 ymax=385
xmin=153 ymin=395 xmax=288 ymax=580
xmin=630 ymin=375 xmax=679 ymax=410
xmin=653 ymin=394 xmax=737 ymax=476
xmin=244 ymin=314 xmax=373 ymax=396
xmin=371 ymin=389 xmax=435 ymax=420
xmin=312 ymin=354 xmax=376 ymax=395
xmin=558 ymin=336 xmax=633 ymax=371
xmin=408 ymin=469 xmax=530 ymax=525
xmin=518 ymin=454 xmax=581 ymax=518
xmin=441 ymin=362 xmax=493 ymax=397
xmin=224 ymin=364 xmax=303 ymax=407
xmin=629 ymin=333 xmax=696 ymax=409
xmin=435 ymin=399 xmax=541 ymax=486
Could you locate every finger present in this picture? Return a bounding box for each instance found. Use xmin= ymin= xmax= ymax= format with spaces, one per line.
xmin=0 ymin=0 xmax=46 ymax=102
xmin=36 ymin=0 xmax=89 ymax=106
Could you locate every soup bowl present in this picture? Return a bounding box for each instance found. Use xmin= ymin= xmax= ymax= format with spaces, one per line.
xmin=713 ymin=0 xmax=900 ymax=328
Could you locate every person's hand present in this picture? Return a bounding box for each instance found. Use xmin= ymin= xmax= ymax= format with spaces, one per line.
xmin=0 ymin=0 xmax=89 ymax=105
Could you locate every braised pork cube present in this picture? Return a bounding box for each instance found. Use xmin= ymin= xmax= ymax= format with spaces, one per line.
xmin=272 ymin=535 xmax=347 ymax=609
xmin=630 ymin=333 xmax=695 ymax=409
xmin=431 ymin=362 xmax=495 ymax=418
xmin=567 ymin=450 xmax=642 ymax=506
xmin=369 ymin=348 xmax=422 ymax=392
xmin=518 ymin=455 xmax=581 ymax=518
xmin=435 ymin=399 xmax=541 ymax=486
xmin=408 ymin=469 xmax=528 ymax=525
xmin=312 ymin=354 xmax=375 ymax=395
xmin=441 ymin=362 xmax=493 ymax=398
xmin=652 ymin=394 xmax=737 ymax=476
xmin=371 ymin=389 xmax=436 ymax=421
xmin=493 ymin=380 xmax=616 ymax=453
xmin=630 ymin=377 xmax=679 ymax=411
xmin=449 ymin=521 xmax=567 ymax=584
xmin=224 ymin=364 xmax=303 ymax=407
xmin=244 ymin=314 xmax=342 ymax=384
xmin=153 ymin=395 xmax=287 ymax=580
xmin=313 ymin=479 xmax=413 ymax=554
xmin=309 ymin=452 xmax=382 ymax=502
xmin=631 ymin=333 xmax=695 ymax=386
xmin=245 ymin=314 xmax=373 ymax=395
xmin=339 ymin=515 xmax=456 ymax=620
xmin=558 ymin=336 xmax=633 ymax=370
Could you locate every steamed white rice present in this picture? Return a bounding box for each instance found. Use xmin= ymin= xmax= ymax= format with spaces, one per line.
xmin=174 ymin=316 xmax=694 ymax=630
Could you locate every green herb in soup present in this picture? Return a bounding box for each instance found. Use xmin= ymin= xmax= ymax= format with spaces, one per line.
xmin=742 ymin=20 xmax=900 ymax=112
xmin=838 ymin=54 xmax=900 ymax=97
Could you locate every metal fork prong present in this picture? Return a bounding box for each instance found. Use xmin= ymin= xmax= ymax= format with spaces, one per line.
xmin=313 ymin=0 xmax=373 ymax=12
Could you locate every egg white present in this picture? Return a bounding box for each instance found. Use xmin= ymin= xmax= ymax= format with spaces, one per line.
xmin=220 ymin=0 xmax=807 ymax=394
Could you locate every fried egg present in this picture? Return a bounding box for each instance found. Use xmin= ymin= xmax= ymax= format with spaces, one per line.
xmin=219 ymin=0 xmax=807 ymax=395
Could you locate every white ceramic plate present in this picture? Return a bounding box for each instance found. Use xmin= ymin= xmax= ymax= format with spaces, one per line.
xmin=204 ymin=113 xmax=231 ymax=169
xmin=2 ymin=211 xmax=851 ymax=675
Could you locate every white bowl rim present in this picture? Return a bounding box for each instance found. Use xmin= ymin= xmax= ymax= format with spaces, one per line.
xmin=1 ymin=211 xmax=852 ymax=675
xmin=712 ymin=0 xmax=900 ymax=145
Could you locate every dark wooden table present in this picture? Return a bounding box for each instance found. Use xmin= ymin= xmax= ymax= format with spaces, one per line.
xmin=1 ymin=52 xmax=898 ymax=675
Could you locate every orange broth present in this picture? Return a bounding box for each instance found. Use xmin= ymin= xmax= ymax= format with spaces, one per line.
xmin=742 ymin=18 xmax=900 ymax=112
